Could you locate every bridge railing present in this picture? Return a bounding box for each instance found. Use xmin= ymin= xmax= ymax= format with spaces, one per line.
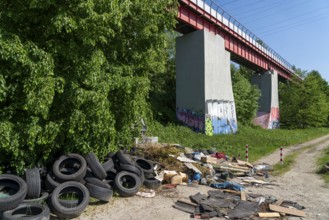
xmin=190 ymin=0 xmax=299 ymax=77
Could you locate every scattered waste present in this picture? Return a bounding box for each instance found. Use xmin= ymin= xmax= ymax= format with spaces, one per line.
xmin=185 ymin=163 xmax=202 ymax=174
xmin=214 ymin=152 xmax=226 ymax=159
xmin=269 ymin=204 xmax=306 ymax=217
xmin=136 ymin=189 xmax=156 ymax=198
xmin=193 ymin=152 xmax=205 ymax=161
xmin=191 ymin=172 xmax=201 ymax=182
xmin=177 ymin=156 xmax=196 ymax=163
xmin=258 ymin=212 xmax=281 ymax=218
xmin=173 ymin=199 xmax=197 ymax=214
xmin=253 ymin=164 xmax=273 ymax=172
xmin=201 ymin=156 xmax=217 ymax=164
xmin=174 ymin=188 xmax=306 ymax=219
xmin=0 ymin=142 xmax=308 ymax=219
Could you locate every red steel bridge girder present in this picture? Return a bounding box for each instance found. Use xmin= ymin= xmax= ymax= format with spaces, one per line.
xmin=177 ymin=0 xmax=292 ymax=80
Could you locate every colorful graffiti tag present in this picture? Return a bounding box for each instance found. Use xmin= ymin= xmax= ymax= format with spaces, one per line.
xmin=205 ymin=116 xmax=213 ymax=136
xmin=176 ymin=108 xmax=205 ymax=132
xmin=205 ymin=100 xmax=238 ymax=135
xmin=177 ymin=100 xmax=238 ymax=135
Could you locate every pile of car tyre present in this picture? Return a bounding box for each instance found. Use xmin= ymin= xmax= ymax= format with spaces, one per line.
xmin=0 ymin=150 xmax=161 ymax=219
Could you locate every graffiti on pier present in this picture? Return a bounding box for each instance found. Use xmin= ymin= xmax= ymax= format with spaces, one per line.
xmin=205 ymin=100 xmax=238 ymax=135
xmin=176 ymin=108 xmax=205 ymax=132
xmin=253 ymin=107 xmax=279 ymax=129
xmin=177 ymin=100 xmax=238 ymax=135
xmin=253 ymin=112 xmax=269 ymax=129
xmin=269 ymin=107 xmax=279 ymax=129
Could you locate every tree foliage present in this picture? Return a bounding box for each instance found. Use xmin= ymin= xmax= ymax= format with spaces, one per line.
xmin=292 ymin=65 xmax=308 ymax=79
xmin=231 ymin=65 xmax=260 ymax=125
xmin=280 ymin=70 xmax=329 ymax=128
xmin=149 ymin=31 xmax=179 ymax=124
xmin=0 ymin=0 xmax=177 ymax=173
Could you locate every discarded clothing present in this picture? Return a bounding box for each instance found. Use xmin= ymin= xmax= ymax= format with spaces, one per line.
xmin=210 ymin=181 xmax=245 ymax=191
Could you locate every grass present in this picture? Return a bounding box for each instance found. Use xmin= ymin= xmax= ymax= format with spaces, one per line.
xmin=148 ymin=122 xmax=329 ymax=163
xmin=316 ymin=146 xmax=329 ymax=184
xmin=271 ymin=147 xmax=311 ymax=176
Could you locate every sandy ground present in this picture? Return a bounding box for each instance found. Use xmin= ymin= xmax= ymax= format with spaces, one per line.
xmin=72 ymin=135 xmax=329 ymax=220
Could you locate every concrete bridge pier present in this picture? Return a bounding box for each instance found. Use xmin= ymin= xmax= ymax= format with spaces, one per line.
xmin=251 ymin=70 xmax=280 ymax=129
xmin=176 ymin=30 xmax=238 ymax=135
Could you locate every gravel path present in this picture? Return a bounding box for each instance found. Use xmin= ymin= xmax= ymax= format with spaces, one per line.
xmin=254 ymin=134 xmax=329 ymax=166
xmin=249 ymin=136 xmax=329 ymax=220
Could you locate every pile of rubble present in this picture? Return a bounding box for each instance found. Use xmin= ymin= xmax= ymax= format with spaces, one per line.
xmin=174 ymin=190 xmax=306 ymax=219
xmin=152 ymin=146 xmax=306 ymax=219
xmin=135 ymin=144 xmax=306 ymax=219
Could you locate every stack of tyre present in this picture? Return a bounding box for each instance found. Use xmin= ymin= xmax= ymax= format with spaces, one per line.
xmin=0 ymin=150 xmax=161 ymax=219
xmin=0 ymin=172 xmax=50 ymax=220
xmin=107 ymin=150 xmax=162 ymax=195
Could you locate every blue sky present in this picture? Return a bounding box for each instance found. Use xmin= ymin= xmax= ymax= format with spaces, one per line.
xmin=213 ymin=0 xmax=329 ymax=82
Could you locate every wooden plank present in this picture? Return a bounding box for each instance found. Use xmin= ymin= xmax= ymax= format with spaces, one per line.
xmin=258 ymin=212 xmax=281 ymax=218
xmin=275 ymin=199 xmax=284 ymax=206
xmin=219 ymin=166 xmax=249 ymax=172
xmin=201 ymin=156 xmax=218 ymax=164
xmin=177 ymin=156 xmax=196 ymax=163
xmin=234 ymin=172 xmax=247 ymax=176
xmin=243 ymin=179 xmax=269 ymax=184
xmin=185 ymin=163 xmax=202 ymax=174
xmin=240 ymin=190 xmax=246 ymax=201
xmin=227 ymin=163 xmax=251 ymax=171
xmin=269 ymin=204 xmax=306 ymax=217
xmin=237 ymin=159 xmax=253 ymax=168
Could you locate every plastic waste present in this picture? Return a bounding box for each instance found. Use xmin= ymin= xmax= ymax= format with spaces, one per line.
xmin=263 ymin=172 xmax=270 ymax=181
xmin=192 ymin=152 xmax=205 ymax=161
xmin=192 ymin=172 xmax=201 ymax=181
xmin=254 ymin=164 xmax=273 ymax=171
xmin=136 ymin=190 xmax=155 ymax=198
xmin=200 ymin=178 xmax=207 ymax=185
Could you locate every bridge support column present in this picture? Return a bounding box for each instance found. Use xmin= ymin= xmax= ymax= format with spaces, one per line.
xmin=251 ymin=70 xmax=279 ymax=129
xmin=176 ymin=30 xmax=238 ymax=135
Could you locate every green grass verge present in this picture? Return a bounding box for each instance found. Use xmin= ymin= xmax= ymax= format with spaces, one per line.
xmin=316 ymin=146 xmax=329 ymax=184
xmin=271 ymin=147 xmax=311 ymax=176
xmin=272 ymin=152 xmax=299 ymax=176
xmin=148 ymin=122 xmax=329 ymax=163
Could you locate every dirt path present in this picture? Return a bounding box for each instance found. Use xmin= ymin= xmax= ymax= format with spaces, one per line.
xmin=77 ymin=184 xmax=214 ymax=220
xmin=75 ymin=135 xmax=329 ymax=220
xmin=254 ymin=134 xmax=329 ymax=166
xmin=249 ymin=137 xmax=329 ymax=220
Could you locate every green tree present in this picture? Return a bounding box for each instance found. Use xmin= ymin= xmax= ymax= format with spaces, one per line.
xmin=279 ymin=82 xmax=303 ymax=128
xmin=231 ymin=65 xmax=260 ymax=125
xmin=0 ymin=0 xmax=177 ymax=173
xmin=149 ymin=31 xmax=180 ymax=124
xmin=280 ymin=71 xmax=329 ymax=128
xmin=292 ymin=65 xmax=308 ymax=78
xmin=298 ymin=73 xmax=329 ymax=127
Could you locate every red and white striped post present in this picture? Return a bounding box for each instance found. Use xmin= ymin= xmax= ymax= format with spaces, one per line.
xmin=280 ymin=147 xmax=283 ymax=165
xmin=246 ymin=144 xmax=249 ymax=162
